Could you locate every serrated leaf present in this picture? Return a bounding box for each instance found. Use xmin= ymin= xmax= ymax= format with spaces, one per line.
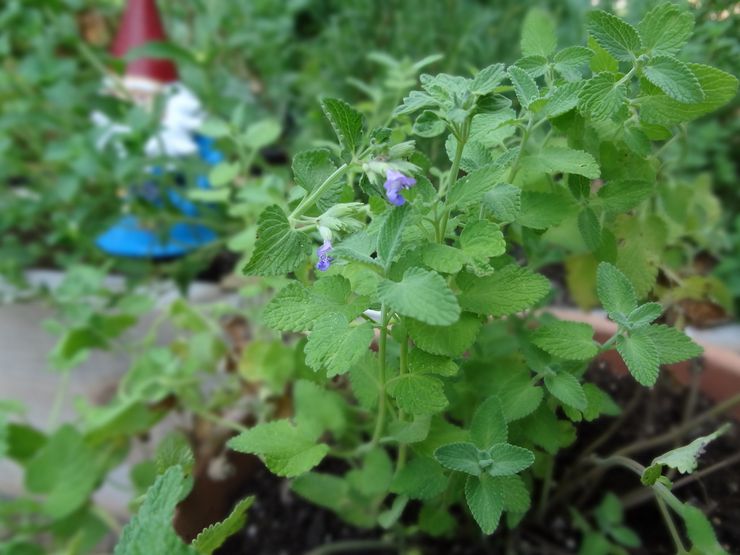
xmin=518 ymin=190 xmax=579 ymax=229
xmin=377 ymin=204 xmax=410 ymax=268
xmin=422 ymin=243 xmax=467 ymax=274
xmin=434 ymin=442 xmax=481 ymax=476
xmin=638 ymin=3 xmax=694 ymax=56
xmin=294 ymin=379 xmax=347 ymax=436
xmin=304 ymin=314 xmax=374 ymax=377
xmin=642 ymin=56 xmax=703 ymax=103
xmin=115 ymin=466 xmax=194 ymax=555
xmin=586 ymin=10 xmax=642 ymax=61
xmin=616 ymin=329 xmax=660 ymax=386
xmin=522 ymin=147 xmax=600 ymax=179
xmin=679 ymin=503 xmax=727 ymax=555
xmin=471 ymin=396 xmax=508 ymax=449
xmin=388 ymin=374 xmax=448 ymax=416
xmin=386 ymin=416 xmax=432 ymax=444
xmin=554 ymin=47 xmax=594 ymax=81
xmin=227 ymin=420 xmax=328 ymax=477
xmin=588 ymin=36 xmax=619 ymax=73
xmin=532 ymin=321 xmax=598 ymax=361
xmin=597 ymin=179 xmax=653 ymax=213
xmin=653 ymin=425 xmax=728 ymax=475
xmin=521 ymin=8 xmax=557 ymax=58
xmin=544 ymin=371 xmax=587 ymax=410
xmin=640 ymin=64 xmax=738 ymax=124
xmin=513 ymin=55 xmax=549 ymax=78
xmin=262 ymin=276 xmax=367 ymax=332
xmin=348 ymin=448 xmax=393 ymax=496
xmin=407 ymin=312 xmax=481 ymax=357
xmin=192 ymin=497 xmax=254 ymax=555
xmin=483 ymin=183 xmax=521 ymax=222
xmin=578 ymin=208 xmax=602 ymax=251
xmin=465 ymin=474 xmax=503 ymax=535
xmin=391 ymin=457 xmax=448 ymax=500
xmin=394 ymin=90 xmax=437 ymax=116
xmin=408 ymin=349 xmax=458 ymax=377
xmin=321 ymin=97 xmax=365 ymax=154
xmin=508 ymin=66 xmax=539 ymax=109
xmin=378 ymin=267 xmax=460 ymax=326
xmin=349 ymin=352 xmax=379 ymax=409
xmin=460 ymin=220 xmax=505 ymax=259
xmin=471 ymin=63 xmax=506 ymax=96
xmin=485 ymin=443 xmax=535 ymax=476
xmin=495 ymin=475 xmax=531 ymax=513
xmin=579 ymin=72 xmax=627 ymax=121
xmin=413 ymin=110 xmax=446 ymax=137
xmin=627 ymin=303 xmax=663 ymax=328
xmin=644 ymin=324 xmax=702 ymax=364
xmin=292 ymin=149 xmax=340 ymax=211
xmin=542 ymin=81 xmax=584 ymax=118
xmin=597 ymin=262 xmax=638 ymax=321
xmin=291 ymin=472 xmax=348 ymax=513
xmin=448 ymin=163 xmax=507 ymax=209
xmin=459 ymin=265 xmax=550 ymax=317
xmin=242 ymin=205 xmax=311 ymax=276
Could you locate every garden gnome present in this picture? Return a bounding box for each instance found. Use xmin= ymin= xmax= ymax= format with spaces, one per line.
xmin=94 ymin=0 xmax=220 ymax=258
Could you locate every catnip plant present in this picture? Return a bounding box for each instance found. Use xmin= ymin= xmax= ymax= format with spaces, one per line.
xmin=219 ymin=3 xmax=739 ymax=550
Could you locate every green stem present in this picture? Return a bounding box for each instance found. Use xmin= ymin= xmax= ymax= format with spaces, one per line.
xmin=507 ymin=115 xmax=533 ymax=183
xmin=598 ymin=332 xmax=620 ymax=353
xmin=48 ymin=370 xmax=71 ymax=428
xmin=290 ymin=163 xmax=349 ymax=221
xmin=536 ymin=455 xmax=554 ymax=522
xmin=437 ymin=123 xmax=468 ymax=242
xmin=396 ymin=329 xmax=409 ymax=473
xmin=194 ymin=409 xmax=249 ymax=434
xmin=656 ymin=496 xmax=689 ymax=555
xmin=370 ymin=304 xmax=389 ymax=446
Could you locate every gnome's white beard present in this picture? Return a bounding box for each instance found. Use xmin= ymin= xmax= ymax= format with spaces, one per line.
xmin=92 ymin=81 xmax=204 ymax=158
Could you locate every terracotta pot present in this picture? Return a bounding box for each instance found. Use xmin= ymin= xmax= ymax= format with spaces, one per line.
xmin=548 ymin=308 xmax=740 ymax=419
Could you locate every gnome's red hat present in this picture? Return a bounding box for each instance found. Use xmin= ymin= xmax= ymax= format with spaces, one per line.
xmin=111 ymin=0 xmax=178 ymax=83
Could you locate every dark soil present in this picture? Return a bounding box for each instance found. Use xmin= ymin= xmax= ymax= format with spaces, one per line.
xmin=213 ymin=363 xmax=740 ymax=555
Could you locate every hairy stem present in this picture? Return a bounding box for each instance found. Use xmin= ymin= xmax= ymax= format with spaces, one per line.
xmin=370 ymin=304 xmax=390 ymax=446
xmin=507 ymin=114 xmax=533 ymax=183
xmin=437 ymin=121 xmax=469 ymax=242
xmin=290 ymin=163 xmax=349 ymax=221
xmin=656 ymin=496 xmax=689 ymax=555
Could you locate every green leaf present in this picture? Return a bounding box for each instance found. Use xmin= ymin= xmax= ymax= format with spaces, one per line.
xmin=388 ymin=374 xmax=448 ymax=416
xmin=377 ymin=204 xmax=410 ymax=268
xmin=291 ymin=472 xmax=348 ymax=513
xmin=349 ymin=352 xmax=380 ymax=409
xmin=294 ymin=380 xmax=347 ymax=436
xmin=407 ymin=312 xmax=481 ymax=357
xmin=262 ymin=276 xmax=367 ymax=332
xmin=413 ymin=110 xmax=446 ymax=138
xmin=579 ymin=72 xmax=626 ymax=121
xmin=448 ymin=163 xmax=507 ymax=209
xmin=115 ymin=466 xmax=195 ymax=555
xmin=554 ymin=46 xmax=593 ymax=81
xmin=471 ymin=396 xmax=508 ymax=449
xmin=642 ymin=56 xmax=703 ymax=103
xmin=483 ymin=183 xmax=521 ymax=222
xmin=321 ymin=97 xmax=365 ymax=154
xmin=616 ymin=329 xmax=660 ymax=386
xmin=627 ymin=303 xmax=663 ymax=328
xmin=24 ymin=425 xmax=101 ymax=519
xmin=532 ymin=321 xmax=598 ymax=361
xmin=227 ymin=420 xmax=328 ymax=477
xmin=408 ymin=349 xmax=458 ymax=377
xmin=485 ymin=443 xmax=535 ymax=476
xmin=640 ymin=64 xmax=738 ymax=124
xmin=508 ymin=66 xmax=539 ymax=109
xmin=242 ymin=205 xmax=311 ymax=276
xmin=208 ymin=162 xmax=239 ymax=187
xmin=304 ymin=314 xmax=374 ymax=377
xmin=521 ymin=8 xmax=557 ymax=58
xmin=496 ymin=475 xmax=531 ymax=513
xmin=522 ymin=147 xmax=600 ymax=179
xmin=386 ymin=415 xmax=432 ymax=444
xmin=192 ymin=497 xmax=254 ymax=555
xmin=513 ymin=55 xmax=548 ymax=78
xmin=391 ymin=457 xmax=448 ymax=500
xmin=422 ymin=243 xmax=468 ymax=274
xmin=578 ymin=208 xmax=602 ymax=251
xmin=653 ymin=425 xmax=729 ymax=474
xmin=644 ymin=324 xmax=702 ymax=364
xmin=241 ymin=119 xmax=281 ymax=150
xmin=586 ymin=10 xmax=642 ymax=61
xmin=542 ymin=81 xmax=584 ymax=118
xmin=544 ymin=371 xmax=587 ymax=410
xmin=460 ymin=220 xmax=505 ymax=259
xmin=597 ymin=179 xmax=653 ymax=213
xmin=471 ymin=63 xmax=506 ymax=96
xmin=637 ymin=3 xmax=694 ymax=57
xmin=434 ymin=442 xmax=481 ymax=476
xmin=465 ymin=474 xmax=504 ymax=534
xmin=292 ymin=149 xmax=340 ymax=210
xmin=518 ymin=190 xmax=578 ymax=229
xmin=597 ymin=262 xmax=638 ymax=321
xmin=378 ymin=267 xmax=460 ymax=326
xmin=588 ymin=36 xmax=619 ymax=73
xmin=679 ymin=504 xmax=727 ymax=555
xmin=347 ymin=448 xmax=393 ymax=496
xmin=459 ymin=265 xmax=550 ymax=317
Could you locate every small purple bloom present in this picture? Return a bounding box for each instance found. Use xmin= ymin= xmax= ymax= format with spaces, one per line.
xmin=384 ymin=169 xmax=416 ymax=206
xmin=316 ymin=239 xmax=333 ymax=271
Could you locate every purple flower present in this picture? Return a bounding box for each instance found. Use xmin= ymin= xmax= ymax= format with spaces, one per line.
xmin=316 ymin=239 xmax=333 ymax=271
xmin=384 ymin=169 xmax=416 ymax=206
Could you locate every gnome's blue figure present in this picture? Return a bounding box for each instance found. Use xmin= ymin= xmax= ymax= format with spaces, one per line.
xmin=94 ymin=0 xmax=219 ymax=258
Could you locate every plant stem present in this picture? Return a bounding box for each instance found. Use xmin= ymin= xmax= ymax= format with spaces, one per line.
xmin=370 ymin=304 xmax=390 ymax=446
xmin=395 ymin=329 xmax=409 ymax=473
xmin=656 ymin=496 xmax=689 ymax=555
xmin=507 ymin=114 xmax=533 ymax=183
xmin=437 ymin=122 xmax=469 ymax=242
xmin=194 ymin=409 xmax=249 ymax=434
xmin=48 ymin=370 xmax=71 ymax=428
xmin=304 ymin=539 xmax=394 ymax=555
xmin=536 ymin=455 xmax=554 ymax=522
xmin=290 ymin=163 xmax=349 ymax=221
xmin=598 ymin=332 xmax=620 ymax=353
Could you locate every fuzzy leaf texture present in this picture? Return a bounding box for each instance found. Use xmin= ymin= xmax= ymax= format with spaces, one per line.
xmin=192 ymin=497 xmax=254 ymax=555
xmin=637 ymin=3 xmax=694 ymax=56
xmin=532 ymin=321 xmax=598 ymax=361
xmin=243 ymin=205 xmax=311 ymax=276
xmin=407 ymin=313 xmax=481 ymax=357
xmin=465 ymin=474 xmax=504 ymax=534
xmin=644 ymin=324 xmax=702 ymax=364
xmin=388 ymin=373 xmax=448 ymax=416
xmin=616 ymin=329 xmax=660 ymax=386
xmin=459 ymin=265 xmax=550 ymax=317
xmin=652 ymin=424 xmax=729 ymax=474
xmin=597 ymin=262 xmax=638 ymax=321
xmin=586 ymin=10 xmax=642 ymax=61
xmin=642 ymin=56 xmax=704 ymax=103
xmin=378 ymin=267 xmax=460 ymax=326
xmin=227 ymin=420 xmax=328 ymax=477
xmin=321 ymin=97 xmax=365 ymax=154
xmin=304 ymin=314 xmax=374 ymax=377
xmin=521 ymin=8 xmax=557 ymax=58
